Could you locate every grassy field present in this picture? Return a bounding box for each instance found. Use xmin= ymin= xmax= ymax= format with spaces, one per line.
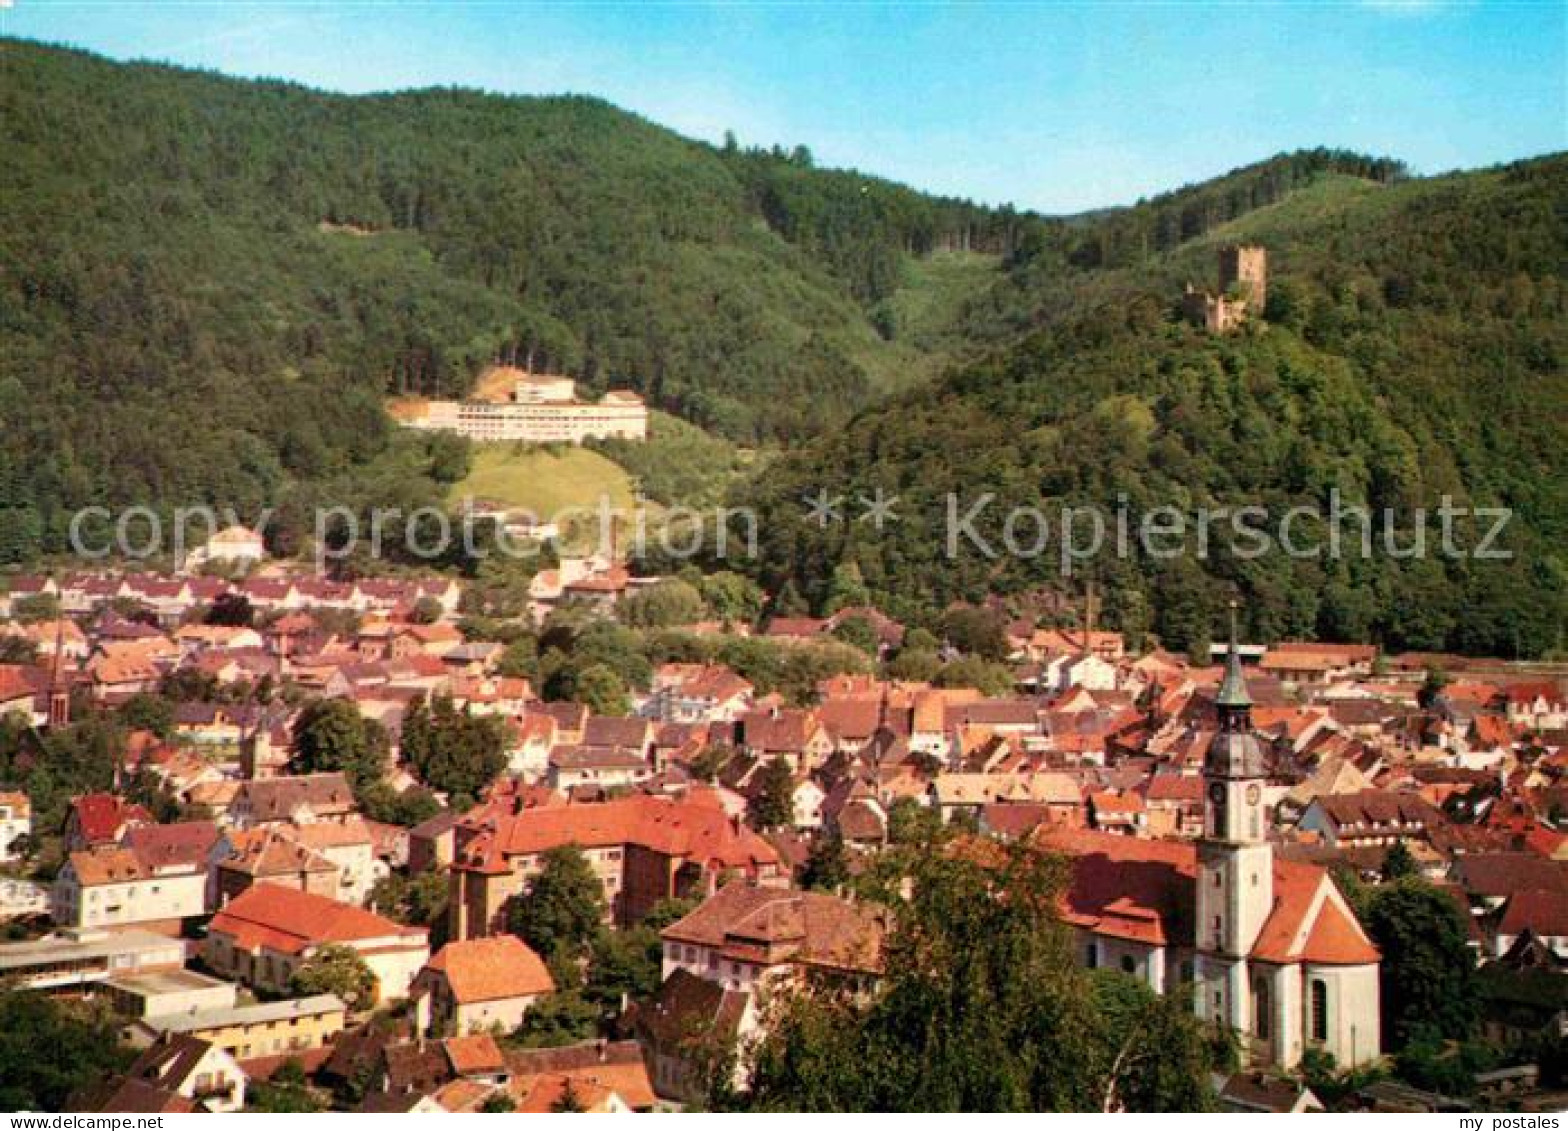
xmin=450 ymin=443 xmax=640 ymax=520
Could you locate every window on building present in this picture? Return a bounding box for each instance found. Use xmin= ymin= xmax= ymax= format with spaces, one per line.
xmin=1120 ymin=955 xmax=1136 ymax=974
xmin=1085 ymin=943 xmax=1098 ymax=969
xmin=1310 ymin=979 xmax=1328 ymax=1042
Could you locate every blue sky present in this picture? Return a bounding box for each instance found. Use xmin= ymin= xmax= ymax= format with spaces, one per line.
xmin=3 ymin=1 xmax=1564 ymax=212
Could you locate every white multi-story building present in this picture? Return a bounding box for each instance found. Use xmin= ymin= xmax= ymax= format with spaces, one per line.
xmin=53 ymin=848 xmax=208 ymax=931
xmin=405 ymin=372 xmax=647 ymax=444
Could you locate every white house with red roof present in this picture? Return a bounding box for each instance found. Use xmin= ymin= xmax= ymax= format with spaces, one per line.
xmin=412 ymin=935 xmax=555 ymax=1036
xmin=204 ymin=883 xmax=429 ymax=1002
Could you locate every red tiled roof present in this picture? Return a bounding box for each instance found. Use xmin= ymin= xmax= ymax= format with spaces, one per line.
xmin=122 ymin=821 xmax=220 ymax=869
xmin=71 ymin=793 xmax=153 ymax=843
xmin=662 ymin=882 xmax=884 ymax=973
xmin=1035 ymin=827 xmax=1377 ymax=966
xmin=443 ymin=1033 xmax=507 ymax=1076
xmin=1498 ymin=888 xmax=1568 ymax=939
xmin=426 ymin=936 xmax=554 ymax=1003
xmin=455 ymin=796 xmax=779 ymax=876
xmin=209 ymin=882 xmax=424 ymax=955
xmin=1296 ymin=893 xmax=1380 ymax=966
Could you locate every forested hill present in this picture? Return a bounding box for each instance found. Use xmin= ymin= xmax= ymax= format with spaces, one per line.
xmin=736 ymin=155 xmax=1568 ymax=659
xmin=0 ymin=37 xmax=1034 ymax=556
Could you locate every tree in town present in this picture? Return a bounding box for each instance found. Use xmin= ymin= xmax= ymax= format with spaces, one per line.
xmin=771 ymin=581 xmax=809 ymax=619
xmin=118 ymin=692 xmax=175 ymax=739
xmin=370 ymin=868 xmax=450 ymax=928
xmin=573 ymin=663 xmax=630 ymax=717
xmin=800 ymin=833 xmax=850 ymax=893
xmin=823 ymin=562 xmax=870 ymax=614
xmin=620 ymin=579 xmax=706 ymax=628
xmin=512 ymin=990 xmax=601 ymax=1049
xmin=748 ymin=756 xmax=796 ymax=831
xmin=885 ymin=647 xmax=941 ymax=683
xmin=937 ymin=606 xmax=1010 ymax=660
xmin=247 ymin=1058 xmax=323 ymax=1112
xmin=400 ymin=695 xmax=508 ymax=805
xmin=1359 ymin=877 xmax=1478 ymax=1050
xmin=551 ymin=1076 xmax=588 ymax=1112
xmin=687 ymin=743 xmax=736 ymax=783
xmin=205 ymin=592 xmax=255 ymax=627
xmin=290 ymin=697 xmax=389 ymax=790
xmin=1417 ymin=665 xmax=1450 ymax=710
xmin=0 ymin=990 xmax=133 ymax=1111
xmin=934 ymin=656 xmax=1015 ymax=697
xmin=583 ymin=896 xmax=696 ymax=1012
xmin=745 ymin=841 xmax=1220 ymax=1111
xmin=507 ymin=844 xmax=606 ymax=966
xmin=830 ymin=615 xmax=879 ymax=655
xmin=698 ymin=571 xmax=766 ymax=626
xmin=1381 ymin=839 xmax=1419 ymax=881
xmin=291 ymin=943 xmax=378 ymax=1012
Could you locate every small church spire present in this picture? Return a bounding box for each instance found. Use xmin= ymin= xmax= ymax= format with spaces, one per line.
xmin=1215 ymin=600 xmax=1251 ymax=711
xmin=47 ymin=615 xmax=70 ymax=729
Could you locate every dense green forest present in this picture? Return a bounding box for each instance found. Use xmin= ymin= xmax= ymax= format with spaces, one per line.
xmin=3 ymin=41 xmax=1563 ymax=657
xmin=733 ymin=156 xmax=1568 ymax=658
xmin=0 ymin=38 xmax=1022 ymax=557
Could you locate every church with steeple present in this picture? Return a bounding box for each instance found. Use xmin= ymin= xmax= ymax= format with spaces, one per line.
xmin=1039 ymin=609 xmax=1382 ymax=1070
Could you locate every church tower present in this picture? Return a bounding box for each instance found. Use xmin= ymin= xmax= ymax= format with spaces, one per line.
xmin=1194 ymin=605 xmax=1273 ymax=1037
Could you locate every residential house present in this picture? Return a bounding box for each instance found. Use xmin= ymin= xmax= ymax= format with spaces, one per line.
xmin=548 ymin=746 xmax=653 ymax=793
xmin=505 ymin=713 xmax=557 ymax=778
xmin=642 ymin=883 xmax=883 ymax=1102
xmin=502 ymin=1041 xmax=656 ymax=1112
xmin=290 ymin=817 xmax=379 ymax=904
xmin=413 ymin=935 xmax=555 ymax=1036
xmin=229 ymin=773 xmax=358 ymax=827
xmin=735 ymin=708 xmax=834 ymax=773
xmin=1296 ymin=790 xmax=1450 ymax=851
xmin=1143 ymin=773 xmax=1205 ymax=838
xmin=102 ymin=967 xmax=237 ymax=1020
xmin=64 ymin=794 xmax=153 ymax=852
xmin=53 ymin=843 xmax=207 ymax=932
xmin=210 ymin=826 xmax=341 ymax=907
xmin=113 ymin=1034 xmax=247 ymax=1112
xmin=205 ymin=883 xmax=429 ymax=1003
xmin=659 ymin=881 xmax=884 ymax=993
xmin=1505 ymin=682 xmax=1568 ymax=731
xmin=645 ymin=663 xmax=754 ymax=724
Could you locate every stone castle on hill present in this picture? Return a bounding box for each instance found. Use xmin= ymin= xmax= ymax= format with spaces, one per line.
xmin=1184 ymin=245 xmax=1267 ymax=334
xmin=403 ymin=369 xmax=648 ymax=444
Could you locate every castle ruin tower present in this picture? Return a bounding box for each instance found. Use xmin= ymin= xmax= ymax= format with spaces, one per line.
xmin=1218 ymin=245 xmax=1267 ymax=312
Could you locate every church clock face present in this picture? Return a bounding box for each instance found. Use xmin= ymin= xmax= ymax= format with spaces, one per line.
xmin=1246 ymin=784 xmax=1261 ymax=805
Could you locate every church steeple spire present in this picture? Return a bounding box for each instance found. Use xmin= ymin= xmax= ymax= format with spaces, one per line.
xmin=1215 ymin=601 xmax=1251 ymax=712
xmin=1205 ymin=601 xmax=1266 ymax=779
